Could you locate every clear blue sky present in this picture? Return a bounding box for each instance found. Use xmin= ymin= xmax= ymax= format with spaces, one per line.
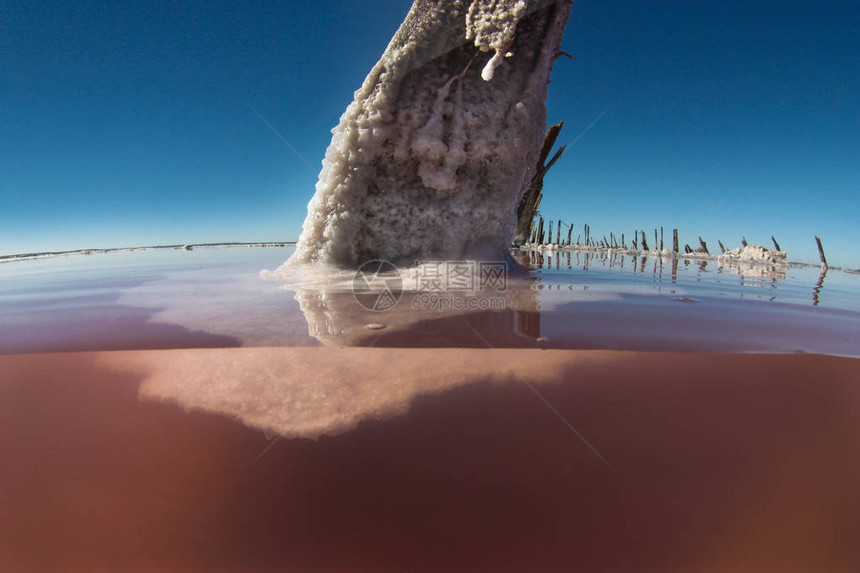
xmin=2 ymin=0 xmax=858 ymax=267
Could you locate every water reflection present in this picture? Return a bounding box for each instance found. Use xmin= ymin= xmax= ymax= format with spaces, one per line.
xmin=524 ymin=248 xmax=789 ymax=279
xmin=509 ymin=247 xmax=860 ymax=314
xmin=286 ymin=262 xmax=542 ymax=347
xmin=813 ymin=267 xmax=827 ymax=306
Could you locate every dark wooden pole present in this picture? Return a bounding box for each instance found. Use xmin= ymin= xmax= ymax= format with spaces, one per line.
xmin=514 ymin=121 xmax=565 ymax=244
xmin=672 ymin=229 xmax=679 ymax=253
xmin=815 ymin=236 xmax=828 ymax=268
xmin=698 ymin=237 xmax=709 ymax=254
xmin=771 ymin=236 xmax=781 ymax=251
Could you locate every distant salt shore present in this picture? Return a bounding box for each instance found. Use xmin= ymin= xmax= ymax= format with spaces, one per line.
xmin=2 ymin=240 xmax=856 ymax=275
xmin=0 ymin=242 xmax=296 ymax=263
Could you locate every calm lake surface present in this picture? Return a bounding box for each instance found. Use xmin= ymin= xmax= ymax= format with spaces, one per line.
xmin=2 ymin=246 xmax=859 ymax=572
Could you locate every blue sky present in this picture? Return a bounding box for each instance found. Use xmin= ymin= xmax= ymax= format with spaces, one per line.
xmin=2 ymin=0 xmax=858 ymax=267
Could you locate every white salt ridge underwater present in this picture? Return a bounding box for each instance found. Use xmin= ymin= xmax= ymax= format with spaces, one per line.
xmin=287 ymin=0 xmax=572 ymax=268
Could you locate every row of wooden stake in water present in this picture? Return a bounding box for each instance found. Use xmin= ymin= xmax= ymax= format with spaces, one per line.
xmin=526 ymin=217 xmax=830 ymax=267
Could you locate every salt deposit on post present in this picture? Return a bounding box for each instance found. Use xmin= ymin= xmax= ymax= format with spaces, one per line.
xmin=288 ymin=0 xmax=572 ymax=268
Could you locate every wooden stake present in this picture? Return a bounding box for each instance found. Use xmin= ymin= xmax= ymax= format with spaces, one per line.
xmin=741 ymin=237 xmax=748 ymax=248
xmin=771 ymin=236 xmax=781 ymax=251
xmin=718 ymin=240 xmax=726 ymax=253
xmin=672 ymin=229 xmax=679 ymax=253
xmin=514 ymin=122 xmax=564 ymax=244
xmin=698 ymin=237 xmax=709 ymax=254
xmin=660 ymin=227 xmax=664 ymax=251
xmin=567 ymin=225 xmax=573 ymax=245
xmin=557 ymin=220 xmax=562 ymax=245
xmin=815 ymin=236 xmax=828 ymax=268
xmin=641 ymin=230 xmax=649 ymax=251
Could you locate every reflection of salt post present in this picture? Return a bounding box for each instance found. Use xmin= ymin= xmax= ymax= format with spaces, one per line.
xmin=286 ymin=0 xmax=573 ymax=268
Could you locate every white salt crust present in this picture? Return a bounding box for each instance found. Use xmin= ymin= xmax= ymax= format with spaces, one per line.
xmin=285 ymin=0 xmax=571 ymax=269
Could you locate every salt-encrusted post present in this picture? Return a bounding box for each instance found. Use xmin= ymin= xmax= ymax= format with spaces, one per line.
xmin=641 ymin=231 xmax=649 ymax=251
xmin=660 ymin=227 xmax=664 ymax=251
xmin=672 ymin=229 xmax=679 ymax=253
xmin=290 ymin=1 xmax=575 ymax=267
xmin=557 ymin=220 xmax=562 ymax=244
xmin=718 ymin=240 xmax=726 ymax=253
xmin=698 ymin=237 xmax=709 ymax=254
xmin=548 ymin=220 xmax=553 ymax=245
xmin=741 ymin=237 xmax=748 ymax=248
xmin=815 ymin=236 xmax=828 ymax=269
xmin=567 ymin=225 xmax=573 ymax=245
xmin=771 ymin=236 xmax=781 ymax=251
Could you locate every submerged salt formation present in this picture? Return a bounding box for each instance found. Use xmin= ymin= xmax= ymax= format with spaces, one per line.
xmin=102 ymin=347 xmax=590 ymax=439
xmin=288 ymin=0 xmax=572 ymax=267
